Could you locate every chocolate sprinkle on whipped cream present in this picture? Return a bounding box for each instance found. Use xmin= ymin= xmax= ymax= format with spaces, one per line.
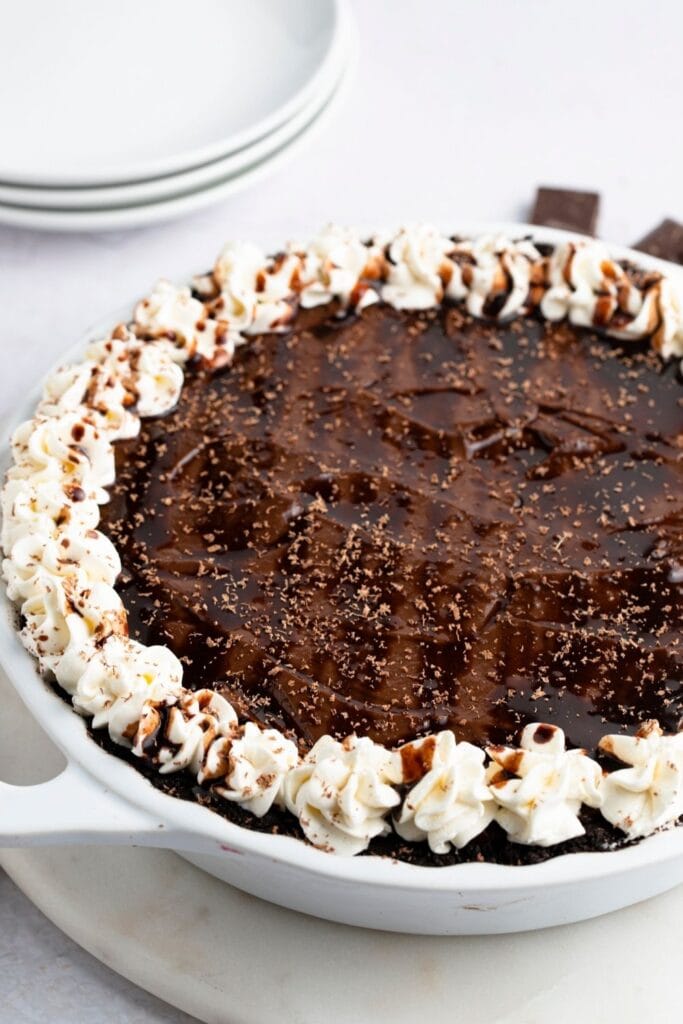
xmin=2 ymin=225 xmax=683 ymax=858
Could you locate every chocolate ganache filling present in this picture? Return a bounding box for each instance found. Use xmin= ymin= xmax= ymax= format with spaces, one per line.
xmin=100 ymin=302 xmax=683 ymax=756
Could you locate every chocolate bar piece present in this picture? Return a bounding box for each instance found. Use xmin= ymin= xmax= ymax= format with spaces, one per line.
xmin=633 ymin=219 xmax=683 ymax=265
xmin=531 ymin=187 xmax=600 ymax=236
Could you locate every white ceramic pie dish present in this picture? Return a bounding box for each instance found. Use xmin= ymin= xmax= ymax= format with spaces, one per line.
xmin=1 ymin=223 xmax=682 ymax=936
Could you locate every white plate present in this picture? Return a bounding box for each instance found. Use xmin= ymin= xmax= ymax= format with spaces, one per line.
xmin=0 ymin=0 xmax=342 ymax=187
xmin=0 ymin=4 xmax=351 ymax=212
xmin=0 ymin=32 xmax=356 ymax=233
xmin=1 ymin=556 xmax=682 ymax=1024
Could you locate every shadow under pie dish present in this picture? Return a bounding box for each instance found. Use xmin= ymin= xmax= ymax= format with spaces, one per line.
xmin=2 ymin=224 xmax=682 ymax=877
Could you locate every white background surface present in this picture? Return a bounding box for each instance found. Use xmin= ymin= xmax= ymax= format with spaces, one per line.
xmin=1 ymin=0 xmax=682 ymax=1020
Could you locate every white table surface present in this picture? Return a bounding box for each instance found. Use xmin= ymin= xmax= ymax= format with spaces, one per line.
xmin=1 ymin=0 xmax=683 ymax=1020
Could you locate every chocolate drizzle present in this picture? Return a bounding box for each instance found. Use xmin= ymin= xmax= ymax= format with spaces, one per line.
xmin=101 ymin=302 xmax=683 ymax=756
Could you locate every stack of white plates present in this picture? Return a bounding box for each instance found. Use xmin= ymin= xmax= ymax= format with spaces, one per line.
xmin=0 ymin=0 xmax=354 ymax=232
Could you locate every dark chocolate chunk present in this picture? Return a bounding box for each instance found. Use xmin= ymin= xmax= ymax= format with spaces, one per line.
xmin=531 ymin=187 xmax=600 ymax=236
xmin=634 ymin=219 xmax=683 ymax=265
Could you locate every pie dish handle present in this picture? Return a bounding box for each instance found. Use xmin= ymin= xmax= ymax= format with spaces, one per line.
xmin=0 ymin=759 xmax=193 ymax=850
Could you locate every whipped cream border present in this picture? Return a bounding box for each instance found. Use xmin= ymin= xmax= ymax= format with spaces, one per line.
xmin=2 ymin=224 xmax=683 ymax=857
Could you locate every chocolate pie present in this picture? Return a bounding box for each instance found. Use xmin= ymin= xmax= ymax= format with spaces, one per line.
xmin=3 ymin=225 xmax=682 ymax=862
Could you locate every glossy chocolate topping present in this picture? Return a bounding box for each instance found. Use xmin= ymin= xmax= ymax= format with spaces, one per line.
xmin=101 ymin=303 xmax=683 ymax=754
